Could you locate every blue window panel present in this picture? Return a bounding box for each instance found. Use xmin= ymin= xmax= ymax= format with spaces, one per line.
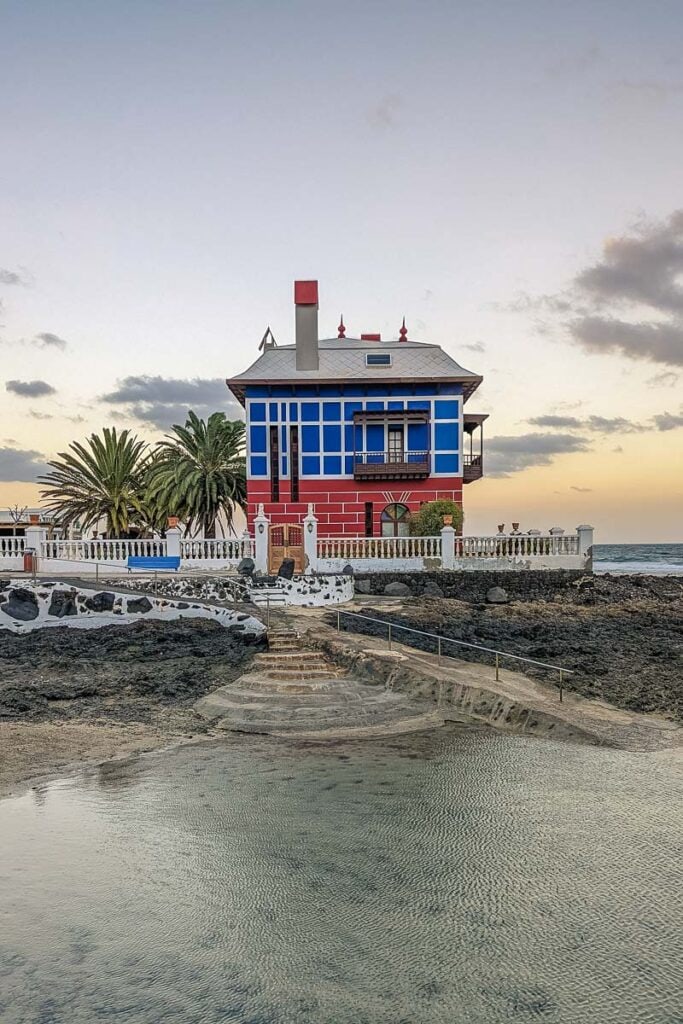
xmin=281 ymin=425 xmax=287 ymax=453
xmin=436 ymin=383 xmax=462 ymax=395
xmin=414 ymin=384 xmax=434 ymax=396
xmin=302 ymin=456 xmax=320 ymax=475
xmin=344 ymin=386 xmax=365 ymax=396
xmin=250 ymin=402 xmax=266 ymax=422
xmin=435 ymin=453 xmax=459 ymax=474
xmin=281 ymin=456 xmax=288 ymax=476
xmin=250 ymin=456 xmax=267 ymax=476
xmin=388 ymin=401 xmax=404 ymax=411
xmin=367 ymin=401 xmax=385 ymax=411
xmin=367 ymin=385 xmax=385 ymax=396
xmin=281 ymin=402 xmax=287 ymax=420
xmin=298 ymin=385 xmax=317 ymax=396
xmin=344 ymin=424 xmax=363 ymax=451
xmin=344 ymin=401 xmax=363 ymax=420
xmin=408 ymin=400 xmax=430 ymax=410
xmin=302 ymin=425 xmax=320 ymax=453
xmin=345 ymin=455 xmax=354 ymax=474
xmin=320 ymin=385 xmax=343 ymax=396
xmin=435 ymin=422 xmax=458 ymax=451
xmin=323 ymin=455 xmax=342 ymax=475
xmin=249 ymin=425 xmax=267 ymax=453
xmin=323 ymin=401 xmax=341 ymax=422
xmin=323 ymin=424 xmax=342 ymax=452
xmin=366 ymin=424 xmax=384 ymax=452
xmin=435 ymin=400 xmax=459 ymax=420
xmin=301 ymin=402 xmax=320 ymax=422
xmin=408 ymin=423 xmax=429 ymax=450
xmin=289 ymin=402 xmax=298 ymax=420
xmin=269 ymin=402 xmax=278 ymax=421
xmin=245 ymin=386 xmax=270 ymax=398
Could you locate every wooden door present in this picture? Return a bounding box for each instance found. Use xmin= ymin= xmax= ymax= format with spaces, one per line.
xmin=269 ymin=524 xmax=304 ymax=574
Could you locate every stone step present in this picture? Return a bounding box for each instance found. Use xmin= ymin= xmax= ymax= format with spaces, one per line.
xmin=256 ymin=651 xmax=325 ymax=664
xmin=262 ymin=669 xmax=341 ymax=680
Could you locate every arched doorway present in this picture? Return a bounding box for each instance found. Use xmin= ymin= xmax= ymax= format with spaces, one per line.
xmin=381 ymin=503 xmax=411 ymax=537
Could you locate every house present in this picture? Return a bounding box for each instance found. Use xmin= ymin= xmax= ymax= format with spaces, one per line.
xmin=227 ymin=280 xmax=486 ymax=541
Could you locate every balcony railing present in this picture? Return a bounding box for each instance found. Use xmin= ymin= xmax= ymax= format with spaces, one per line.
xmin=463 ymin=452 xmax=483 ymax=482
xmin=353 ymin=450 xmax=430 ymax=480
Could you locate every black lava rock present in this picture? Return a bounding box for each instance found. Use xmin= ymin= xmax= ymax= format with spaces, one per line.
xmin=1 ymin=588 xmax=39 ymax=621
xmin=48 ymin=590 xmax=78 ymax=618
xmin=127 ymin=597 xmax=153 ymax=614
xmin=277 ymin=558 xmax=295 ymax=580
xmin=84 ymin=591 xmax=116 ymax=613
xmin=237 ymin=557 xmax=255 ymax=577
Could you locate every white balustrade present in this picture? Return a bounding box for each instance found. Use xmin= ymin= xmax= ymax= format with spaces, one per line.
xmin=180 ymin=536 xmax=254 ymax=562
xmin=454 ymin=534 xmax=580 ymax=559
xmin=0 ymin=536 xmax=25 ymax=559
xmin=317 ymin=535 xmax=442 ymax=562
xmin=41 ymin=538 xmax=167 ymax=563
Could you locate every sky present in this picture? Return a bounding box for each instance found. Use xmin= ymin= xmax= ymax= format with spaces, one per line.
xmin=1 ymin=0 xmax=682 ymax=542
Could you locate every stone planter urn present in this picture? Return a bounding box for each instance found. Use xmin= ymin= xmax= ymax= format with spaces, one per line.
xmin=549 ymin=526 xmax=565 ymax=535
xmin=497 ymin=524 xmax=505 ymax=535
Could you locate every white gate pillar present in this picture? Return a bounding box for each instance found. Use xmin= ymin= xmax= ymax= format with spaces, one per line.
xmin=440 ymin=525 xmax=456 ymax=570
xmin=303 ymin=503 xmax=319 ymax=575
xmin=25 ymin=523 xmax=47 ymax=571
xmin=166 ymin=523 xmax=182 ymax=560
xmin=254 ymin=504 xmax=270 ymax=573
xmin=576 ymin=524 xmax=594 ymax=567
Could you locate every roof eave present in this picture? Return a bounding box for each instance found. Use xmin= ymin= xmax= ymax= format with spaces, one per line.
xmin=226 ymin=375 xmax=482 ymax=405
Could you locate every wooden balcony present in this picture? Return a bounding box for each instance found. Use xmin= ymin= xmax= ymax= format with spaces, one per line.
xmin=463 ymin=453 xmax=483 ymax=483
xmin=353 ymin=451 xmax=430 ymax=481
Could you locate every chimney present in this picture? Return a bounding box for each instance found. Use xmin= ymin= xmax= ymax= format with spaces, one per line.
xmin=361 ymin=333 xmax=381 ymax=341
xmin=294 ymin=280 xmax=319 ymax=371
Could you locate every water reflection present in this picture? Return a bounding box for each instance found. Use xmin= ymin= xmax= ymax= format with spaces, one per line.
xmin=0 ymin=729 xmax=681 ymax=1024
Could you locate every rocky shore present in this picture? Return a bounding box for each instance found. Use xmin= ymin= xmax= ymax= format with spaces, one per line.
xmin=0 ymin=617 xmax=263 ymax=795
xmin=337 ymin=574 xmax=683 ymax=721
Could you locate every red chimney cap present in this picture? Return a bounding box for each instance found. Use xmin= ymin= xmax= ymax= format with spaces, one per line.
xmin=294 ymin=280 xmax=318 ymax=306
xmin=360 ymin=333 xmax=381 ymax=341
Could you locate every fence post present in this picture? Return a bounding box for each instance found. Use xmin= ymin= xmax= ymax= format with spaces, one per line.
xmin=576 ymin=524 xmax=594 ymax=570
xmin=440 ymin=525 xmax=455 ymax=570
xmin=559 ymin=669 xmax=564 ymax=703
xmin=25 ymin=523 xmax=47 ymax=574
xmin=254 ymin=504 xmax=270 ymax=574
xmin=166 ymin=523 xmax=182 ymax=563
xmin=495 ymin=653 xmax=500 ymax=681
xmin=388 ymin=623 xmax=392 ymax=650
xmin=303 ymin=503 xmax=319 ymax=575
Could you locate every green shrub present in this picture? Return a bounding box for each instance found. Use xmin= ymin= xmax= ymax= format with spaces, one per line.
xmin=410 ymin=499 xmax=463 ymax=536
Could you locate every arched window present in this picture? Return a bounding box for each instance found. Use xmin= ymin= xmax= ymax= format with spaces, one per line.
xmin=381 ymin=502 xmax=411 ymax=537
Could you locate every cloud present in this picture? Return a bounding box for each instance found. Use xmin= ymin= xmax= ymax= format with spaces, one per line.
xmin=569 ymin=316 xmax=683 ymax=366
xmin=34 ymin=331 xmax=67 ymax=351
xmin=5 ymin=379 xmax=56 ymax=397
xmin=485 ymin=432 xmax=590 ymax=477
xmin=28 ymin=410 xmax=54 ymax=420
xmin=652 ymin=409 xmax=683 ymax=431
xmin=570 ymin=485 xmax=593 ymax=493
xmin=367 ymin=94 xmax=402 ymax=131
xmin=462 ymin=341 xmax=486 ymax=353
xmin=0 ymin=446 xmax=48 ymax=482
xmin=528 ymin=415 xmax=582 ymax=429
xmin=507 ymin=210 xmax=683 ymax=367
xmin=528 ymin=413 xmax=644 ymax=433
xmin=0 ymin=268 xmax=28 ymax=286
xmin=647 ymin=370 xmax=679 ymax=388
xmin=101 ymin=375 xmax=242 ymax=429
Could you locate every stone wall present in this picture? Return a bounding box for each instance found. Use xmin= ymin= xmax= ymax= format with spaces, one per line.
xmin=353 ymin=569 xmax=587 ymax=602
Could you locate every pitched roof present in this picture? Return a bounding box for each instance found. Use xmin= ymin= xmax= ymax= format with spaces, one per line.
xmin=227 ymin=337 xmax=482 ymax=403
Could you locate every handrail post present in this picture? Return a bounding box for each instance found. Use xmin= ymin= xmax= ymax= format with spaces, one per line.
xmin=559 ymin=669 xmax=564 ymax=703
xmin=495 ymin=653 xmax=500 ymax=681
xmin=437 ymin=636 xmax=442 ymax=665
xmin=336 ymin=609 xmax=340 ymax=632
xmin=266 ymin=593 xmax=270 ymax=629
xmin=388 ymin=623 xmax=392 ymax=650
xmin=96 ymin=562 xmax=99 ymax=584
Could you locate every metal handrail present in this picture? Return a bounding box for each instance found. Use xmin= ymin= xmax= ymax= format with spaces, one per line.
xmin=335 ymin=608 xmax=572 ymax=701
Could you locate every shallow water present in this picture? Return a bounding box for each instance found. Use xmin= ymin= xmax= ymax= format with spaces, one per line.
xmin=1 ymin=729 xmax=681 ymax=1024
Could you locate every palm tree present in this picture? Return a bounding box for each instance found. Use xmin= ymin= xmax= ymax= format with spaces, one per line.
xmin=147 ymin=411 xmax=246 ymax=537
xmin=39 ymin=428 xmax=149 ymax=536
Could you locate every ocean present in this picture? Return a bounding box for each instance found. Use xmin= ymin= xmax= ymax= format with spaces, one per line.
xmin=593 ymin=542 xmax=683 ymax=575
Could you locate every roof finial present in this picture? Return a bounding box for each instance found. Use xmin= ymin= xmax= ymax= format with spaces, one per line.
xmin=338 ymin=314 xmax=346 ymax=339
xmin=399 ymin=317 xmax=408 ymax=342
xmin=259 ymin=326 xmax=277 ymax=351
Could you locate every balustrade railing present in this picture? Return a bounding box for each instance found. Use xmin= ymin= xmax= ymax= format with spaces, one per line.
xmin=0 ymin=536 xmax=26 ymax=558
xmin=180 ymin=536 xmax=254 ymax=561
xmin=455 ymin=534 xmax=579 ymax=559
xmin=318 ymin=535 xmax=442 ymax=561
xmin=41 ymin=538 xmax=167 ymax=562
